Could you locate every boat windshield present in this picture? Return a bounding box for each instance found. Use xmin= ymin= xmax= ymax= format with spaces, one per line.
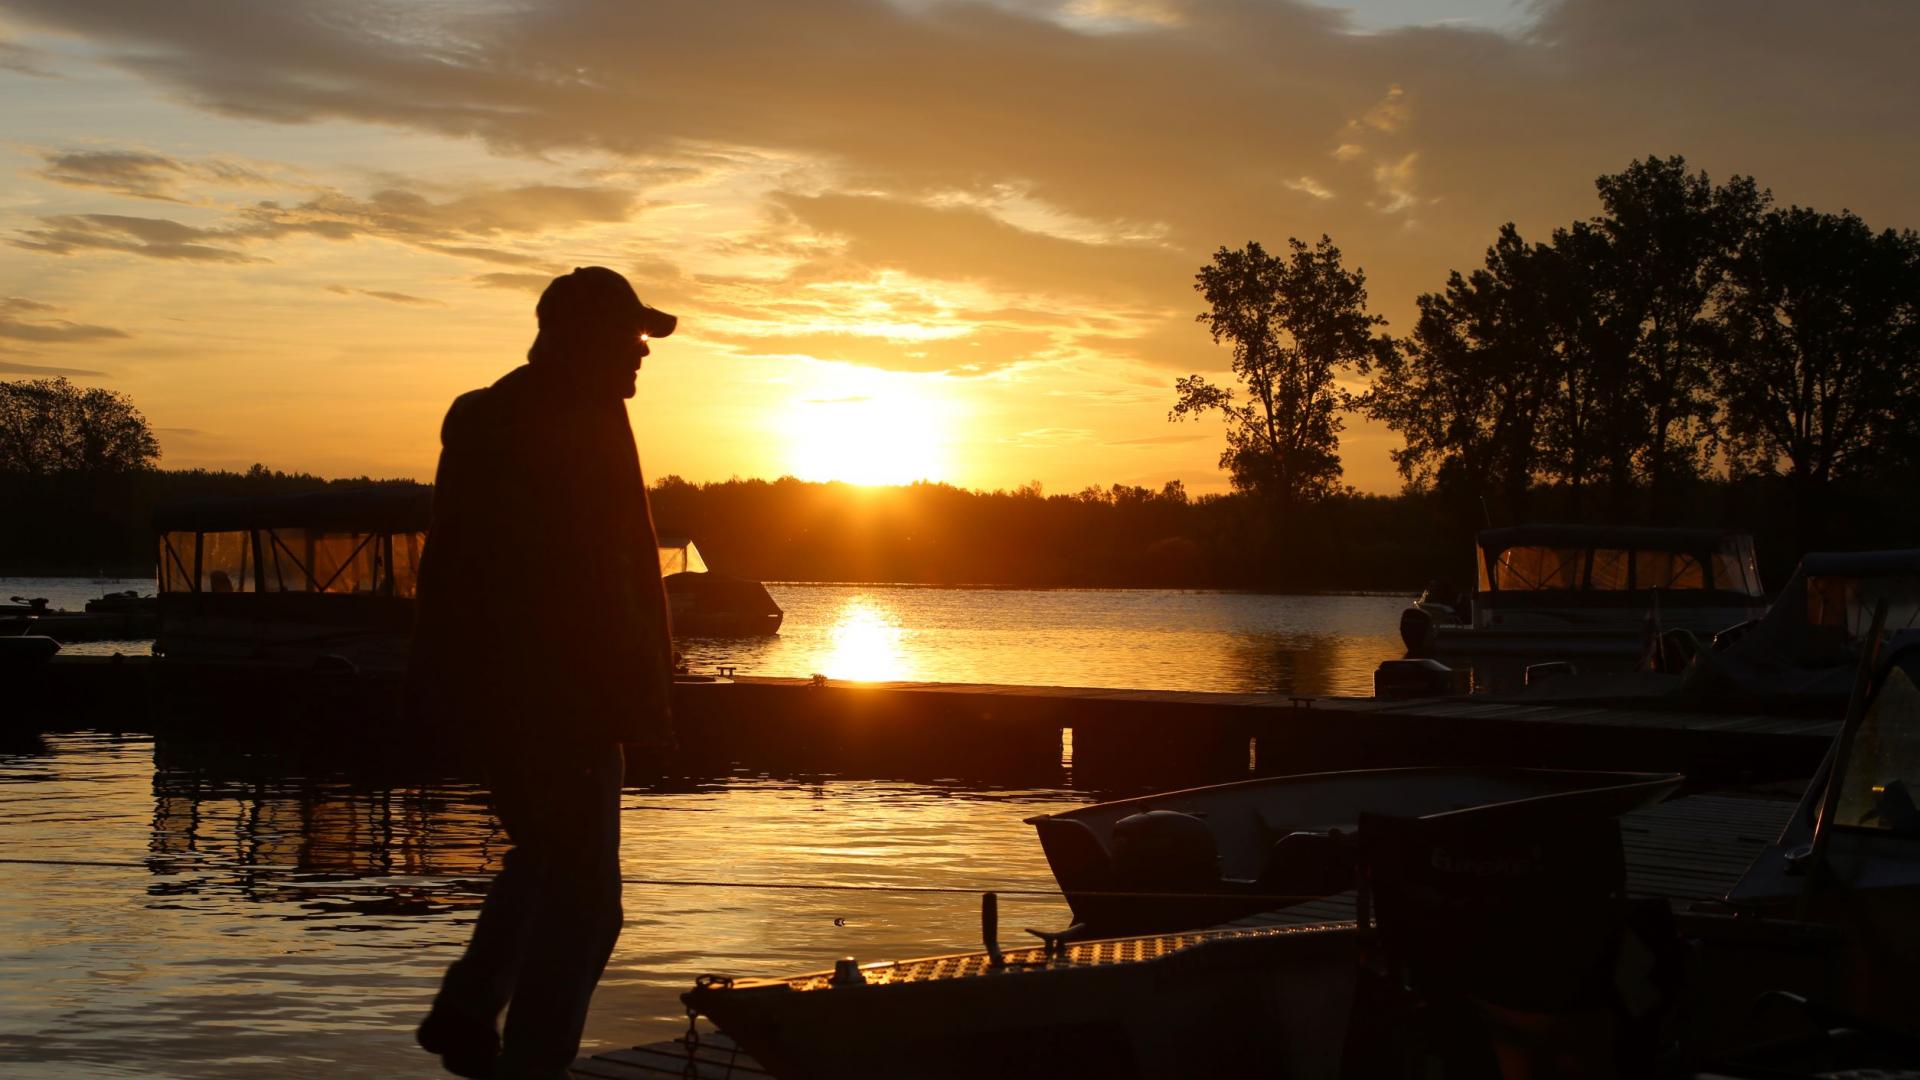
xmin=1807 ymin=574 xmax=1920 ymax=643
xmin=1834 ymin=667 xmax=1920 ymax=835
xmin=657 ymin=538 xmax=709 ymax=576
xmin=1477 ymin=530 xmax=1761 ymax=595
xmin=158 ymin=527 xmax=425 ymax=597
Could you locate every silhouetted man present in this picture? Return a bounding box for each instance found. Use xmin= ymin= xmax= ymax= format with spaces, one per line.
xmin=411 ymin=266 xmax=677 ymax=1079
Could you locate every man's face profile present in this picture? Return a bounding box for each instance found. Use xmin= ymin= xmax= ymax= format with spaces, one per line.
xmin=573 ymin=318 xmax=652 ymax=399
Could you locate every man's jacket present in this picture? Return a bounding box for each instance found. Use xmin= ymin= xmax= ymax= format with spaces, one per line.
xmin=410 ymin=363 xmax=675 ymax=746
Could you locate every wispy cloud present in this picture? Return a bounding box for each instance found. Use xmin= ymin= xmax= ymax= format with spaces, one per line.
xmin=0 ymin=358 xmax=109 ymax=376
xmin=1109 ymin=431 xmax=1210 ymax=446
xmin=0 ymin=36 xmax=54 ymax=77
xmin=325 ymin=284 xmax=444 ymax=306
xmin=0 ymin=296 xmax=132 ymax=342
xmin=11 ymin=213 xmax=255 ymax=261
xmin=472 ymin=271 xmax=553 ymax=292
xmin=33 ymin=148 xmax=272 ymax=202
xmin=10 ymin=175 xmax=642 ymax=266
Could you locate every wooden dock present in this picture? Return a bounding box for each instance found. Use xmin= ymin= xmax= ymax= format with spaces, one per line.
xmin=571 ymin=790 xmax=1798 ymax=1078
xmin=668 ymin=675 xmax=1835 ymax=787
xmin=20 ymin=658 xmax=1835 ymax=786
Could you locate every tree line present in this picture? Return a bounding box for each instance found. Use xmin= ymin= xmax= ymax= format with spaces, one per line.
xmin=1179 ymin=156 xmax=1920 ymax=561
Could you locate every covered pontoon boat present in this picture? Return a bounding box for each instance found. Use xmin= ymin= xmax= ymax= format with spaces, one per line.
xmin=154 ymin=487 xmax=432 ymax=670
xmin=1403 ymin=524 xmax=1766 ymax=685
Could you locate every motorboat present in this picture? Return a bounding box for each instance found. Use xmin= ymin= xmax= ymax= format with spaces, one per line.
xmin=658 ymin=535 xmax=783 ymax=637
xmin=1401 ymin=525 xmax=1766 ymax=688
xmin=1683 ymin=549 xmax=1920 ymax=706
xmin=1499 ymin=548 xmax=1920 ymax=712
xmin=1023 ymin=767 xmax=1681 ymax=936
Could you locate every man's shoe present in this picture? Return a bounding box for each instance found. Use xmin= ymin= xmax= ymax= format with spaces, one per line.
xmin=417 ymin=1009 xmax=500 ymax=1079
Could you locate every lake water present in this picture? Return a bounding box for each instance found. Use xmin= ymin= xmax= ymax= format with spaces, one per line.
xmin=6 ymin=578 xmax=1409 ymax=697
xmin=0 ymin=580 xmax=1409 ymax=1077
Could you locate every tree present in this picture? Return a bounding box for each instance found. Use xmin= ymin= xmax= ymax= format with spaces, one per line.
xmin=1711 ymin=206 xmax=1920 ymax=547
xmin=0 ymin=378 xmax=161 ymax=475
xmin=1366 ymin=225 xmax=1556 ymax=521
xmin=1370 ymin=157 xmax=1768 ymax=522
xmin=1172 ymin=236 xmax=1385 ymax=514
xmin=1592 ymin=157 xmax=1766 ymax=499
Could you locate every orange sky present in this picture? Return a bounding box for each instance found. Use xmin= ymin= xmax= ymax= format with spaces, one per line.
xmin=3 ymin=0 xmax=1918 ymax=494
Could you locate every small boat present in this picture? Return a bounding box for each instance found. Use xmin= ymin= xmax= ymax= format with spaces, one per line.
xmin=1025 ymin=767 xmax=1682 ymax=936
xmin=1 ymin=594 xmax=156 ymax=643
xmin=84 ymin=590 xmax=157 ymax=617
xmin=658 ymin=535 xmax=783 ymax=637
xmin=1401 ymin=524 xmax=1767 ymax=689
xmin=684 ymin=919 xmax=1359 ymax=1080
xmin=686 ymin=768 xmax=1689 ymax=1078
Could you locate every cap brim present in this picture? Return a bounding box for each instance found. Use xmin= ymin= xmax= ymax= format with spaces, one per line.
xmin=639 ymin=306 xmax=677 ymax=339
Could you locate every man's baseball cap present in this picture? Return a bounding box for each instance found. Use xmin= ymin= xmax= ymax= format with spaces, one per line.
xmin=536 ymin=266 xmax=677 ymax=339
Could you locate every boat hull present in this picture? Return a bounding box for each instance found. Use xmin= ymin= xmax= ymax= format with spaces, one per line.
xmin=685 ymin=923 xmax=1356 ymax=1080
xmin=1028 ymin=767 xmax=1682 ymax=936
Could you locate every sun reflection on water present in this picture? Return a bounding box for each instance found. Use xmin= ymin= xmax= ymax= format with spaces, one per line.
xmin=820 ymin=596 xmax=914 ymax=682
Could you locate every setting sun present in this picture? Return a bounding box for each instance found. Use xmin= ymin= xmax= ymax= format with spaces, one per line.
xmin=781 ymin=376 xmax=956 ymax=486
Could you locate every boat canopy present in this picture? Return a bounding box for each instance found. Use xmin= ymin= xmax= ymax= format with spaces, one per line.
xmin=154 ymin=487 xmax=432 ymax=598
xmin=1475 ymin=525 xmax=1762 ymax=597
xmin=657 ymin=536 xmax=709 ymax=576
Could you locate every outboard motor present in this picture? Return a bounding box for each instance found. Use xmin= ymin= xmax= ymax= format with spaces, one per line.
xmin=1375 ymin=658 xmax=1461 ymax=699
xmin=1398 ymin=605 xmax=1437 ymax=656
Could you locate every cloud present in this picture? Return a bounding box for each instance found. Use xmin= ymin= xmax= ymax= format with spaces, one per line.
xmin=33 ymin=148 xmax=271 ymax=201
xmin=0 ymin=358 xmax=108 ymax=376
xmin=427 ymin=244 xmax=551 ymax=267
xmin=9 ymin=174 xmax=640 ymax=267
xmin=11 ymin=213 xmax=256 ymax=261
xmin=472 ymin=271 xmax=553 ymax=292
xmin=1284 ymin=176 xmax=1335 ymax=200
xmin=1004 ymin=427 xmax=1096 ymax=446
xmin=325 ymin=284 xmax=443 ymax=306
xmin=0 ymin=296 xmax=132 ymax=342
xmin=0 ymin=36 xmax=53 ymax=77
xmin=771 ymin=192 xmax=1191 ymax=306
xmin=1109 ymin=431 xmax=1211 ymax=446
xmin=240 ymin=184 xmax=638 ymax=243
xmin=705 ymin=323 xmax=1055 ymax=375
xmin=6 ymin=0 xmax=1920 ymax=381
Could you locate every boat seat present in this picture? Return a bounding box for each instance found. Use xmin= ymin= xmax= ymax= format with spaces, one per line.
xmin=1255 ymin=829 xmax=1353 ymax=896
xmin=1110 ymin=809 xmax=1217 ymax=888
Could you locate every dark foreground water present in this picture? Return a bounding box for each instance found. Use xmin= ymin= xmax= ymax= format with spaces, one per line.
xmin=0 ymin=734 xmax=1083 ymax=1078
xmin=0 ymin=584 xmax=1409 ymax=1077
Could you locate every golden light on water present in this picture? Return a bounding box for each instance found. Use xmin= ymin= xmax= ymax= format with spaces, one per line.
xmin=820 ymin=597 xmax=913 ymax=682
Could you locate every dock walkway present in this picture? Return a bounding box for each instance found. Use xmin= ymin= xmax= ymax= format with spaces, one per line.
xmin=31 ymin=659 xmax=1834 ymax=785
xmin=571 ymin=791 xmax=1797 ymax=1078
